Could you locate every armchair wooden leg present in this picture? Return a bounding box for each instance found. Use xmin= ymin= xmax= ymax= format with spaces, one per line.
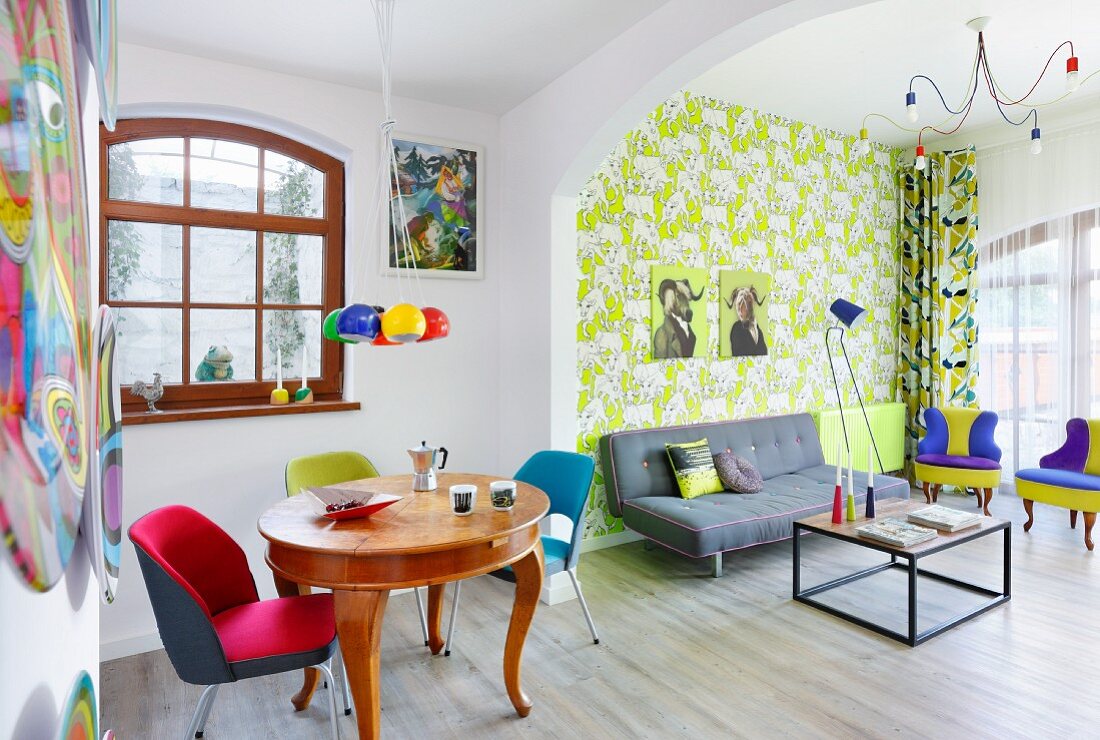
xmin=1070 ymin=510 xmax=1078 ymax=529
xmin=932 ymin=484 xmax=941 ymax=503
xmin=1083 ymin=512 xmax=1096 ymax=551
xmin=922 ymin=481 xmax=931 ymax=504
xmin=1022 ymin=499 xmax=1034 ymax=532
xmin=981 ymin=488 xmax=993 ymax=517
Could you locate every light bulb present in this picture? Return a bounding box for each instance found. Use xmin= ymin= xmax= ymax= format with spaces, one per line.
xmin=1067 ymin=56 xmax=1080 ymax=92
xmin=914 ymin=144 xmax=926 ymax=171
xmin=905 ymin=91 xmax=918 ymax=122
xmin=858 ymin=127 xmax=870 ymax=156
xmin=1030 ymin=127 xmax=1042 ymax=155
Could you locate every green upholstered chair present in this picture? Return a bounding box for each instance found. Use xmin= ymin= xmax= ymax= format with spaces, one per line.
xmin=1016 ymin=418 xmax=1100 ymax=550
xmin=285 ymin=451 xmax=430 ymax=645
xmin=914 ymin=407 xmax=1002 ymax=516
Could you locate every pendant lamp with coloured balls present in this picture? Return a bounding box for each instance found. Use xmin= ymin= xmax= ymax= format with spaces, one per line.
xmin=323 ymin=0 xmax=451 ymax=351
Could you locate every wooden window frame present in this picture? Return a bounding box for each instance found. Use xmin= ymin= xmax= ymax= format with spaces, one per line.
xmin=100 ymin=118 xmax=353 ymax=423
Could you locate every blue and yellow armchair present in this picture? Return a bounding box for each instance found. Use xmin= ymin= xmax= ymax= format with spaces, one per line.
xmin=1015 ymin=418 xmax=1100 ymax=551
xmin=914 ymin=407 xmax=1002 ymax=516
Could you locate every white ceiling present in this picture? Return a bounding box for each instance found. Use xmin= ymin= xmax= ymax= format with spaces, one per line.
xmin=119 ymin=0 xmax=671 ymax=115
xmin=688 ymin=0 xmax=1100 ymax=147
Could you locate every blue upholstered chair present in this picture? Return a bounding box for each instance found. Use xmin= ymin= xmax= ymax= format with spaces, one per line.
xmin=914 ymin=407 xmax=1002 ymax=515
xmin=443 ymin=451 xmax=599 ymax=656
xmin=1016 ymin=418 xmax=1100 ymax=550
xmin=130 ymin=506 xmax=349 ymax=740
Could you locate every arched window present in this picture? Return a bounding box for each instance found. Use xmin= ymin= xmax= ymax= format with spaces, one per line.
xmin=100 ymin=118 xmax=350 ymax=422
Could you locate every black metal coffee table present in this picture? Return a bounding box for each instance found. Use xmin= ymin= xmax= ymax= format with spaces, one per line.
xmin=793 ymin=498 xmax=1010 ymax=646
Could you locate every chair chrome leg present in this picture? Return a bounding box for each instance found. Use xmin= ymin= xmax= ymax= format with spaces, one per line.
xmin=185 ymin=684 xmax=219 ymax=740
xmin=333 ymin=644 xmax=352 ymax=716
xmin=444 ymin=580 xmax=463 ymax=657
xmin=713 ymin=553 xmax=723 ymax=578
xmin=567 ymin=568 xmax=600 ymax=644
xmin=315 ymin=661 xmax=341 ymax=740
xmin=414 ymin=586 xmax=429 ymax=647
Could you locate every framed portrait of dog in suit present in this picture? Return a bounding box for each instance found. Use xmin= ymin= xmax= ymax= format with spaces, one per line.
xmin=650 ymin=265 xmax=708 ymax=360
xmin=719 ymin=270 xmax=771 ymax=358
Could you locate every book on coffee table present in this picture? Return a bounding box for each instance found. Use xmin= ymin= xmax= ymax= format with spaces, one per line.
xmin=906 ymin=505 xmax=981 ymax=532
xmin=855 ymin=518 xmax=938 ymax=547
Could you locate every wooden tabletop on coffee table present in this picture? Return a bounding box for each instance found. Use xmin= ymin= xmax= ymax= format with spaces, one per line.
xmin=795 ymin=497 xmax=1009 ymax=556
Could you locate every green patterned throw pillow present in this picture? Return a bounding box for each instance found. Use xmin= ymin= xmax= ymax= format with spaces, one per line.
xmin=665 ymin=439 xmax=724 ymax=499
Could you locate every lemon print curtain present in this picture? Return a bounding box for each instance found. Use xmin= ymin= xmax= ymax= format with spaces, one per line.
xmin=899 ymin=147 xmax=980 ymax=480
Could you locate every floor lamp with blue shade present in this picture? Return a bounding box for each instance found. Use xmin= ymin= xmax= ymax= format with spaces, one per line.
xmin=826 ymin=299 xmax=885 ymax=481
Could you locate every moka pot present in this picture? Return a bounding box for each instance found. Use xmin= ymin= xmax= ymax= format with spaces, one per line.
xmin=408 ymin=441 xmax=448 ymax=491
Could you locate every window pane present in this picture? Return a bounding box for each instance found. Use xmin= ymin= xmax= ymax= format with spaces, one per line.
xmin=107 ymin=138 xmax=184 ymax=205
xmin=262 ymin=310 xmax=321 ymax=381
xmin=107 ymin=221 xmax=183 ymax=302
xmin=116 ymin=308 xmax=182 ymax=384
xmin=1093 ymin=279 xmax=1100 ymax=417
xmin=264 ymin=151 xmax=324 ymax=217
xmin=263 ymin=233 xmax=323 ymax=305
xmin=191 ymin=227 xmax=257 ymax=303
xmin=190 ymin=309 xmax=256 ymax=382
xmin=190 ymin=138 xmax=258 ymax=212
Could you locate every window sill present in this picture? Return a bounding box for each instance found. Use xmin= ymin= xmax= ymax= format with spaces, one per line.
xmin=122 ymin=399 xmax=361 ymax=426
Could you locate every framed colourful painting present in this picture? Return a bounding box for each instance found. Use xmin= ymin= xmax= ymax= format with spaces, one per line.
xmin=382 ymin=134 xmax=483 ymax=279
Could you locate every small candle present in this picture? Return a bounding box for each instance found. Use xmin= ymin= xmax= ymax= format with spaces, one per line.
xmin=835 ymin=436 xmax=842 ymax=486
xmin=848 ymin=446 xmax=854 ymax=496
xmin=276 ymin=346 xmax=283 ymax=389
xmin=301 ymin=344 xmax=308 ymax=390
xmin=868 ymin=444 xmax=874 ymax=488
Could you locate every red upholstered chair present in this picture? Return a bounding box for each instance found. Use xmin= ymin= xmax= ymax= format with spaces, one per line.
xmin=129 ymin=505 xmax=348 ymax=739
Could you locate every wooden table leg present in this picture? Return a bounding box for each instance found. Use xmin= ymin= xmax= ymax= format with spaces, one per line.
xmin=273 ymin=574 xmax=320 ymax=711
xmin=334 ymin=589 xmax=390 ymax=740
xmin=427 ymin=584 xmax=446 ymax=655
xmin=504 ymin=543 xmax=544 ymax=718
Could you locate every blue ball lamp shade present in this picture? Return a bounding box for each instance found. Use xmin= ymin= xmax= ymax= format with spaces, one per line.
xmin=829 ymin=298 xmax=868 ymax=329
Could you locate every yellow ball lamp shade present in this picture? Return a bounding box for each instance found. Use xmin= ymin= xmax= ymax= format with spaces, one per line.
xmin=380 ymin=303 xmax=426 ymax=343
xmin=417 ymin=306 xmax=450 ymax=342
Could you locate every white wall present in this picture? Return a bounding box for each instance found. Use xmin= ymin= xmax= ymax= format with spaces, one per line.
xmin=2 ymin=55 xmax=101 ymax=738
xmin=496 ymin=0 xmax=877 ymax=469
xmin=101 ymin=43 xmax=502 ymax=658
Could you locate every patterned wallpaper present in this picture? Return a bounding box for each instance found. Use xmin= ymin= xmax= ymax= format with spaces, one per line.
xmin=576 ymin=91 xmax=903 ymax=540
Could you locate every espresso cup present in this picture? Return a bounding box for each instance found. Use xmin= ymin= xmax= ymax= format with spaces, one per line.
xmin=490 ymin=480 xmax=517 ymax=511
xmin=449 ymin=484 xmax=477 ymax=516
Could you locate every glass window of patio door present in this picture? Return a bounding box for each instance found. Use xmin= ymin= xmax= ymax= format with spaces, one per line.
xmin=977 ymin=207 xmax=1100 ymax=480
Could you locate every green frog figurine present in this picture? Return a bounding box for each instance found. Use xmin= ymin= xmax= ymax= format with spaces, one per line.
xmin=195 ymin=345 xmax=234 ymax=382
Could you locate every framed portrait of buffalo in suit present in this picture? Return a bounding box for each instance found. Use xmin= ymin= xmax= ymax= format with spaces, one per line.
xmin=650 ymin=265 xmax=708 ymax=360
xmin=719 ymin=270 xmax=771 ymax=358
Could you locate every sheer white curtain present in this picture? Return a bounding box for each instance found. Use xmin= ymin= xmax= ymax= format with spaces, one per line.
xmin=976 ymin=122 xmax=1100 ymax=482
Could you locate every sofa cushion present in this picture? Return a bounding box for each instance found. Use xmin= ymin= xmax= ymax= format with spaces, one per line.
xmin=915 ymin=453 xmax=1000 ymax=471
xmin=623 ymin=466 xmax=910 ymax=558
xmin=713 ymin=452 xmax=764 ymax=493
xmin=665 ymin=439 xmax=724 ymax=499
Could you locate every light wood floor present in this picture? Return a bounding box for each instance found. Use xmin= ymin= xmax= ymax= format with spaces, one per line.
xmin=102 ymin=491 xmax=1100 ymax=738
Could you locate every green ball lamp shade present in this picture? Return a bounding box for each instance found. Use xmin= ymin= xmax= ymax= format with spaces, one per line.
xmin=829 ymin=298 xmax=868 ymax=329
xmin=323 ymin=309 xmax=358 ymax=344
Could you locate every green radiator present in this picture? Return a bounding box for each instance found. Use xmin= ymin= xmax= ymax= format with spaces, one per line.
xmin=811 ymin=402 xmax=906 ymax=474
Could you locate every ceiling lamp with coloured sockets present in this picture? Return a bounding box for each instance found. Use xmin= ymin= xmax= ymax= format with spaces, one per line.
xmin=856 ymin=16 xmax=1093 ymax=169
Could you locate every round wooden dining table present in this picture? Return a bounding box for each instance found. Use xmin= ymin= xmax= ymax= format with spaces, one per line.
xmin=258 ymin=472 xmax=549 ymax=739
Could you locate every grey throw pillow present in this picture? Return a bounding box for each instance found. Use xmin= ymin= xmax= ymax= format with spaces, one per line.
xmin=713 ymin=452 xmax=764 ymax=493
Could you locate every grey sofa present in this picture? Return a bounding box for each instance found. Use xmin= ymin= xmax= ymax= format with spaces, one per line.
xmin=599 ymin=413 xmax=910 ymax=576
